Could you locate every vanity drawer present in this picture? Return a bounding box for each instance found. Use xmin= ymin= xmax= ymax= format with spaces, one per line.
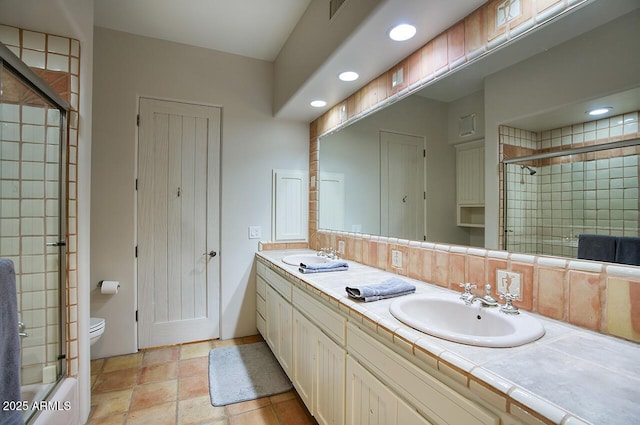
xmin=293 ymin=285 xmax=346 ymax=345
xmin=347 ymin=322 xmax=498 ymax=425
xmin=257 ymin=262 xmax=292 ymax=301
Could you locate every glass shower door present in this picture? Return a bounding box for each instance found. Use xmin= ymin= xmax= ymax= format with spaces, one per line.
xmin=0 ymin=53 xmax=67 ymax=422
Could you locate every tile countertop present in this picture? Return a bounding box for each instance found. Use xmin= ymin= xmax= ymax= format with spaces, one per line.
xmin=256 ymin=249 xmax=640 ymax=425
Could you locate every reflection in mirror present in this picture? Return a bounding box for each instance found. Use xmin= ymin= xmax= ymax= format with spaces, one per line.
xmin=318 ymin=5 xmax=640 ymax=258
xmin=504 ymin=137 xmax=640 ymax=259
xmin=319 ymin=95 xmax=470 ymax=246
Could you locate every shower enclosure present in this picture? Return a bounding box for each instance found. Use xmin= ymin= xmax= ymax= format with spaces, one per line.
xmin=1 ymin=43 xmax=69 ymax=423
xmin=504 ymin=137 xmax=640 ymax=257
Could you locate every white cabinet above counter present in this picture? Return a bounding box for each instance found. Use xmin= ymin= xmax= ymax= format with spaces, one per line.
xmin=256 ymin=249 xmax=640 ymax=425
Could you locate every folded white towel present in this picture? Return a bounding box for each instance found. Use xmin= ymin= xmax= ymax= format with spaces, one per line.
xmin=346 ymin=277 xmax=415 ymax=302
xmin=299 ymin=260 xmax=349 ymax=274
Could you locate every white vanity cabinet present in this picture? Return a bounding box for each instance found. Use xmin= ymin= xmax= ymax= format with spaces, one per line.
xmin=256 ymin=258 xmax=501 ymax=425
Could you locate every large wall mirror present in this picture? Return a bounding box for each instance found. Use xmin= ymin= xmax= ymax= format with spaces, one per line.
xmin=318 ymin=2 xmax=640 ymax=260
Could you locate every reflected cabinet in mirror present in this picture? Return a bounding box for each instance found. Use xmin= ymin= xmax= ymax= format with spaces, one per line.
xmin=317 ymin=4 xmax=640 ymax=261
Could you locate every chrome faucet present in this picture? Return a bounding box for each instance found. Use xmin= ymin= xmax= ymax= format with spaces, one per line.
xmin=317 ymin=247 xmax=339 ymax=260
xmin=459 ymin=282 xmax=518 ymax=312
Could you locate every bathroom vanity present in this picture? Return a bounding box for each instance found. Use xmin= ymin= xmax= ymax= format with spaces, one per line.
xmin=256 ymin=249 xmax=640 ymax=425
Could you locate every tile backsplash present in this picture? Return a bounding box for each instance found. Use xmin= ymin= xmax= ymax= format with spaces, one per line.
xmin=308 ymin=230 xmax=640 ymax=344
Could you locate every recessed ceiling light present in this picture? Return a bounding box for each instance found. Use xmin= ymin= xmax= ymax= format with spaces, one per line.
xmin=310 ymin=100 xmax=327 ymax=108
xmin=338 ymin=71 xmax=359 ymax=82
xmin=587 ymin=107 xmax=612 ymax=116
xmin=389 ymin=24 xmax=416 ymax=41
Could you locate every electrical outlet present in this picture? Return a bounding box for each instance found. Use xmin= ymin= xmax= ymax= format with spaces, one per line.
xmin=391 ymin=250 xmax=403 ymax=268
xmin=248 ymin=226 xmax=262 ymax=239
xmin=338 ymin=240 xmax=345 ymax=254
xmin=496 ymin=270 xmax=521 ymax=299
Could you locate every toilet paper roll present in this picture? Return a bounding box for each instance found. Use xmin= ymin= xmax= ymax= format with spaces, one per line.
xmin=100 ymin=280 xmax=120 ymax=295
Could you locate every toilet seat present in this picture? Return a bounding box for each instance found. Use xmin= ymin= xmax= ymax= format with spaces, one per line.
xmin=89 ymin=317 xmax=105 ymax=335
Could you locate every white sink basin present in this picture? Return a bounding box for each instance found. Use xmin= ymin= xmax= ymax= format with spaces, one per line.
xmin=389 ymin=293 xmax=545 ymax=347
xmin=282 ymin=254 xmax=331 ymax=266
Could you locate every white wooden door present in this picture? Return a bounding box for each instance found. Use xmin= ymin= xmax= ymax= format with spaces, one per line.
xmin=137 ymin=98 xmax=220 ymax=348
xmin=380 ymin=131 xmax=425 ymax=240
xmin=293 ymin=310 xmax=315 ymax=412
xmin=266 ymin=285 xmax=293 ymax=375
xmin=346 ymin=356 xmax=398 ymax=425
xmin=315 ymin=330 xmax=346 ymax=425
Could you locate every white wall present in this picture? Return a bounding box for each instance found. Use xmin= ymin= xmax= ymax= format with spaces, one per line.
xmin=484 ymin=10 xmax=640 ymax=248
xmin=91 ymin=27 xmax=308 ymax=358
xmin=0 ymin=1 xmax=94 ymax=422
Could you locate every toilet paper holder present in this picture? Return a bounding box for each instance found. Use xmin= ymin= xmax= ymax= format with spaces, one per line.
xmin=97 ymin=280 xmax=120 ymax=289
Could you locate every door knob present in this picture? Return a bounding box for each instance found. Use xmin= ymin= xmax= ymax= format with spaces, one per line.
xmin=204 ymin=250 xmax=217 ymax=258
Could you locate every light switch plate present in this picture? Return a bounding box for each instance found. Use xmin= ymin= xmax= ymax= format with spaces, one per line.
xmin=248 ymin=226 xmax=262 ymax=239
xmin=496 ymin=270 xmax=521 ymax=299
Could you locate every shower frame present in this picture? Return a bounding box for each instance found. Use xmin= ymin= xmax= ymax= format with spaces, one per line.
xmin=0 ymin=41 xmax=70 ymax=416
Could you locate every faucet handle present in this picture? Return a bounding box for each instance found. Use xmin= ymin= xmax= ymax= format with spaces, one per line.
xmin=499 ymin=292 xmax=520 ymax=315
xmin=458 ymin=282 xmax=477 ymax=293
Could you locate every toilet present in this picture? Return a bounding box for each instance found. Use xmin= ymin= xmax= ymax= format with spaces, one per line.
xmin=89 ymin=317 xmax=105 ymax=346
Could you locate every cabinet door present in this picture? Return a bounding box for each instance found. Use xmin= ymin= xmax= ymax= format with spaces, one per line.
xmin=265 ymin=285 xmax=293 ymax=375
xmin=315 ymin=330 xmax=346 ymax=425
xmin=456 ymin=143 xmax=484 ymax=205
xmin=346 ymin=357 xmax=397 ymax=425
xmin=293 ymin=310 xmax=315 ymax=412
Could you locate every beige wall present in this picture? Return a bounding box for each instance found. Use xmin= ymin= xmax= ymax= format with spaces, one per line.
xmin=91 ymin=27 xmax=308 ymax=358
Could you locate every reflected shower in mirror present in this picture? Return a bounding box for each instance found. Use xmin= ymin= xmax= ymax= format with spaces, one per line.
xmin=504 ymin=136 xmax=640 ymax=259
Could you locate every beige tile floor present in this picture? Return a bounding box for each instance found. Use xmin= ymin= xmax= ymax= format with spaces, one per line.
xmin=88 ymin=335 xmax=316 ymax=425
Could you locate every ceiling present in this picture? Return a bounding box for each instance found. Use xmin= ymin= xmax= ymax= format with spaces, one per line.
xmin=93 ymin=0 xmax=486 ymax=122
xmin=94 ymin=0 xmax=312 ymax=62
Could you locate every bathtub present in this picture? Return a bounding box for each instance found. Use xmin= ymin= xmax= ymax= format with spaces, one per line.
xmin=21 ymin=378 xmax=78 ymax=425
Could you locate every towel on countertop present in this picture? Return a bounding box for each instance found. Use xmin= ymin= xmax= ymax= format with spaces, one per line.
xmin=1 ymin=258 xmax=24 ymax=425
xmin=346 ymin=277 xmax=416 ymax=302
xmin=614 ymin=236 xmax=640 ymax=266
xmin=577 ymin=234 xmax=617 ymax=263
xmin=299 ymin=260 xmax=349 ymax=274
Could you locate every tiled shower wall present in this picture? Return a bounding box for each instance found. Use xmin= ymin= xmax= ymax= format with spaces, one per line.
xmin=0 ymin=25 xmax=80 ymax=380
xmin=502 ymin=112 xmax=640 ymax=258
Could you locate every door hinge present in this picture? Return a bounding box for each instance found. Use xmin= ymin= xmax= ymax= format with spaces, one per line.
xmin=135 ymin=310 xmax=138 ymax=322
xmin=423 ymin=191 xmax=426 ymax=200
xmin=135 ymin=178 xmax=138 ymax=191
xmin=135 ymin=246 xmax=138 ymax=258
xmin=136 ymin=114 xmax=140 ymax=126
xmin=423 ymin=149 xmax=426 ymax=157
xmin=424 ymin=235 xmax=427 ymax=241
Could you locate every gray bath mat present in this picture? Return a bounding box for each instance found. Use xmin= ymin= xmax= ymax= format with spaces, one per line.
xmin=208 ymin=341 xmax=292 ymax=406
